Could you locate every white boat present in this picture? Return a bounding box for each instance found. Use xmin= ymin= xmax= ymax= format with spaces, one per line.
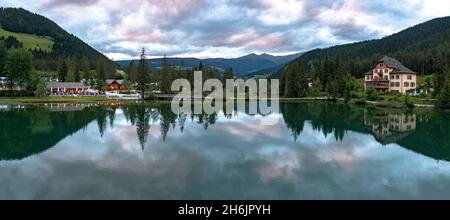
xmin=106 ymin=91 xmax=142 ymax=100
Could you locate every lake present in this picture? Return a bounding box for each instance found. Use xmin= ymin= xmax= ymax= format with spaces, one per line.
xmin=0 ymin=102 xmax=449 ymax=199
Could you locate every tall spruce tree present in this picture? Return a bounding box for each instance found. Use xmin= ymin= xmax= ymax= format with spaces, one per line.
xmin=136 ymin=48 xmax=150 ymax=98
xmin=437 ymin=70 xmax=450 ymax=109
xmin=0 ymin=43 xmax=6 ymax=77
xmin=160 ymin=54 xmax=171 ymax=94
xmin=57 ymin=56 xmax=68 ymax=82
xmin=126 ymin=60 xmax=137 ymax=84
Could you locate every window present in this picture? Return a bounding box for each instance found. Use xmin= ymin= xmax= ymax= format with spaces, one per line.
xmin=390 ymin=82 xmax=395 ymax=87
xmin=384 ymin=76 xmax=388 ymax=80
xmin=396 ymin=75 xmax=400 ymax=80
xmin=385 ymin=69 xmax=388 ymax=73
xmin=396 ymin=82 xmax=400 ymax=87
xmin=407 ymin=75 xmax=412 ymax=80
xmin=411 ymin=82 xmax=416 ymax=87
xmin=404 ymin=82 xmax=410 ymax=87
xmin=390 ymin=75 xmax=394 ymax=80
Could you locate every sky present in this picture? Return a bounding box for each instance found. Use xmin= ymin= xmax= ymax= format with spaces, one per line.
xmin=1 ymin=0 xmax=450 ymax=60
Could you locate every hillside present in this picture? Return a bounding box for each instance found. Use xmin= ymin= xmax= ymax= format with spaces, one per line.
xmin=116 ymin=52 xmax=303 ymax=77
xmin=0 ymin=27 xmax=53 ymax=52
xmin=0 ymin=8 xmax=112 ymax=65
xmin=277 ymin=16 xmax=450 ymax=79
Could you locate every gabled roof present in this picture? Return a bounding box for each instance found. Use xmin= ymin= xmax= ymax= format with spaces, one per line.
xmin=105 ymin=79 xmax=124 ymax=85
xmin=376 ymin=56 xmax=416 ymax=74
xmin=46 ymin=82 xmax=88 ymax=88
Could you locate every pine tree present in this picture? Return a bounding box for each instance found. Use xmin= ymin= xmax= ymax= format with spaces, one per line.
xmin=160 ymin=54 xmax=172 ymax=94
xmin=223 ymin=67 xmax=234 ymax=81
xmin=80 ymin=56 xmax=90 ymax=79
xmin=0 ymin=43 xmax=6 ymax=77
xmin=74 ymin=58 xmax=81 ymax=82
xmin=126 ymin=60 xmax=137 ymax=84
xmin=136 ymin=48 xmax=150 ymax=98
xmin=283 ymin=60 xmax=308 ymax=98
xmin=57 ymin=57 xmax=68 ymax=82
xmin=437 ymin=70 xmax=450 ymax=109
xmin=96 ymin=58 xmax=106 ymax=81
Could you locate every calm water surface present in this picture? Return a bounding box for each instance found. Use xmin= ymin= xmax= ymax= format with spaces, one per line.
xmin=0 ymin=102 xmax=449 ymax=199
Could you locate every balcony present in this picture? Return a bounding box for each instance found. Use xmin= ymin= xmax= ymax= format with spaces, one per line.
xmin=366 ymin=80 xmax=389 ymax=89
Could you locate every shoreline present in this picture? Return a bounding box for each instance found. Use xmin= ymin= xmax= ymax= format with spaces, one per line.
xmin=0 ymin=96 xmax=438 ymax=110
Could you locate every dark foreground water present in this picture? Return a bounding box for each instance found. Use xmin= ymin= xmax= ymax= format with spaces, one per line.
xmin=0 ymin=102 xmax=449 ymax=199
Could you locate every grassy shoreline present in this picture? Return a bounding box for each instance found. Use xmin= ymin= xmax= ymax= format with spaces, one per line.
xmin=0 ymin=96 xmax=438 ymax=109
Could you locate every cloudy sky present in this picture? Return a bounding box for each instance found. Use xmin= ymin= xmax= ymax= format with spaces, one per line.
xmin=1 ymin=0 xmax=450 ymax=60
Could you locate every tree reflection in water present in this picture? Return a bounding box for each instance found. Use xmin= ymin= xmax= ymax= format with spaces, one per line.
xmin=0 ymin=102 xmax=449 ymax=161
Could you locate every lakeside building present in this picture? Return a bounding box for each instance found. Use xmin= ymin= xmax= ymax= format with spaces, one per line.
xmin=105 ymin=79 xmax=124 ymax=91
xmin=46 ymin=82 xmax=91 ymax=95
xmin=364 ymin=56 xmax=417 ymax=94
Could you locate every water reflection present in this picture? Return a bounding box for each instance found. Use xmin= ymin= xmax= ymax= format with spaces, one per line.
xmin=0 ymin=102 xmax=450 ymax=199
xmin=364 ymin=109 xmax=416 ymax=144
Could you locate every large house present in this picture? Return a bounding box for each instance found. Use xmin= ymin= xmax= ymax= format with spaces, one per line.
xmin=105 ymin=79 xmax=124 ymax=91
xmin=365 ymin=56 xmax=417 ymax=94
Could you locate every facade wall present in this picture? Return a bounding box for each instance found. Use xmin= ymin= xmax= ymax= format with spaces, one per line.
xmin=365 ymin=62 xmax=416 ymax=94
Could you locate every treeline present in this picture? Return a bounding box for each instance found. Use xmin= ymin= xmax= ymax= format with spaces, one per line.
xmin=0 ymin=36 xmax=22 ymax=49
xmin=0 ymin=41 xmax=34 ymax=95
xmin=125 ymin=49 xmax=234 ymax=97
xmin=281 ymin=58 xmax=360 ymax=101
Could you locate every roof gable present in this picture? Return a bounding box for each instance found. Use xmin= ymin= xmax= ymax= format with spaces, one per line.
xmin=376 ymin=56 xmax=416 ymax=74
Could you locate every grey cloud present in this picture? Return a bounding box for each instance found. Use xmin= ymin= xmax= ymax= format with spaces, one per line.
xmin=42 ymin=0 xmax=100 ymax=8
xmin=15 ymin=0 xmax=434 ymax=58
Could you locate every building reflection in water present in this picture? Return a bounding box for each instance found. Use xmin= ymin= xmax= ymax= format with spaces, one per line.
xmin=364 ymin=109 xmax=416 ymax=144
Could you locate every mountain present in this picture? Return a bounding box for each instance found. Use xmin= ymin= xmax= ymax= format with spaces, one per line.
xmin=275 ymin=16 xmax=450 ymax=78
xmin=0 ymin=8 xmax=112 ymax=66
xmin=116 ymin=52 xmax=303 ymax=77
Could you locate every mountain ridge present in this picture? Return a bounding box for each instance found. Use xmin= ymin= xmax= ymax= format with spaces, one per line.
xmin=115 ymin=52 xmax=303 ymax=76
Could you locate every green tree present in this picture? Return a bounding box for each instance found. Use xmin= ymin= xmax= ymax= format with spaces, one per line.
xmin=366 ymin=86 xmax=378 ymax=101
xmin=437 ymin=71 xmax=450 ymax=109
xmin=73 ymin=58 xmax=81 ymax=82
xmin=343 ymin=73 xmax=357 ymax=102
xmin=66 ymin=70 xmax=75 ymax=82
xmin=35 ymin=79 xmax=49 ymax=97
xmin=96 ymin=58 xmax=106 ymax=81
xmin=5 ymin=49 xmax=33 ymax=94
xmin=404 ymin=93 xmax=415 ymax=109
xmin=283 ymin=60 xmax=309 ymax=98
xmin=80 ymin=56 xmax=90 ymax=79
xmin=57 ymin=57 xmax=68 ymax=82
xmin=223 ymin=67 xmax=234 ymax=82
xmin=126 ymin=60 xmax=138 ymax=84
xmin=160 ymin=54 xmax=172 ymax=94
xmin=136 ymin=48 xmax=150 ymax=98
xmin=0 ymin=43 xmax=6 ymax=77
